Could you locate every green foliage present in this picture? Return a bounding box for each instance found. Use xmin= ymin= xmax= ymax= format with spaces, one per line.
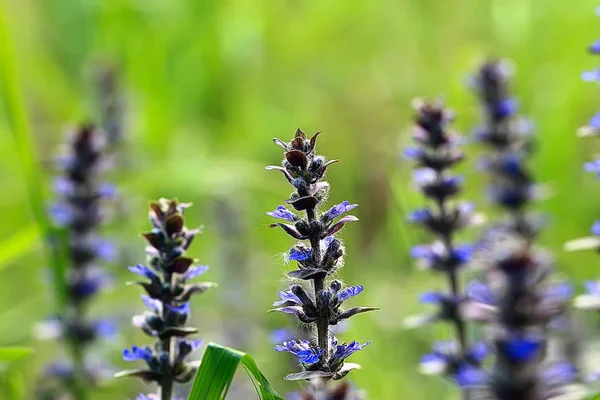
xmin=0 ymin=347 xmax=34 ymax=362
xmin=188 ymin=343 xmax=283 ymax=400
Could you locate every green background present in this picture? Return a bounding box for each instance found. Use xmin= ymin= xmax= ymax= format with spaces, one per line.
xmin=0 ymin=0 xmax=599 ymax=399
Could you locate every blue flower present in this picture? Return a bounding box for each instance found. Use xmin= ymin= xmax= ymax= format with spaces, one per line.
xmin=419 ymin=291 xmax=445 ymax=304
xmin=92 ymin=238 xmax=117 ymax=262
xmin=166 ymin=302 xmax=191 ymax=315
xmin=142 ymin=295 xmax=161 ymax=312
xmin=53 ymin=177 xmax=75 ymax=195
xmin=455 ymin=364 xmax=488 ymax=388
xmin=408 ymin=208 xmax=432 ymax=224
xmin=403 ymin=147 xmax=424 ymax=160
xmin=266 ymin=206 xmax=298 ymax=222
xmin=592 ymin=221 xmax=600 ymax=236
xmin=92 ymin=319 xmax=117 ymax=337
xmin=337 ymin=285 xmax=364 ymax=302
xmin=495 ymin=98 xmax=517 ymax=119
xmin=123 ymin=346 xmax=154 ymax=362
xmin=273 ymin=290 xmax=302 ymax=306
xmin=289 ymin=247 xmax=312 ymax=261
xmin=275 ymin=340 xmax=323 ymax=365
xmin=325 ymin=201 xmax=358 ymax=220
xmin=466 ymin=281 xmax=495 ymax=305
xmin=49 ymin=203 xmax=72 ymax=226
xmin=582 ymin=69 xmax=600 ymax=82
xmin=330 ymin=339 xmax=370 ymax=362
xmin=585 ymin=280 xmax=600 ymax=297
xmin=590 ymin=39 xmax=600 ymax=54
xmin=72 ymin=271 xmax=112 ymax=298
xmin=183 ymin=265 xmax=209 ymax=280
xmin=498 ymin=337 xmax=543 ymax=362
xmin=541 ymin=362 xmax=577 ymax=387
xmin=129 ymin=264 xmax=157 ymax=280
xmin=584 ymin=159 xmax=600 ymax=177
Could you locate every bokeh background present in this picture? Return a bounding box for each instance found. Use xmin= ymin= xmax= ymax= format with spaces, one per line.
xmin=1 ymin=0 xmax=599 ymax=399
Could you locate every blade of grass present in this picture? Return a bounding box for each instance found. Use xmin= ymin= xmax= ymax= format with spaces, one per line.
xmin=0 ymin=224 xmax=40 ymax=273
xmin=0 ymin=10 xmax=87 ymax=400
xmin=188 ymin=342 xmax=284 ymax=400
xmin=0 ymin=347 xmax=34 ymax=362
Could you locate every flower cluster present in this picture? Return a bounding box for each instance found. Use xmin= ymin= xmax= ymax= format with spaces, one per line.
xmin=468 ymin=61 xmax=575 ymax=399
xmin=37 ymin=124 xmax=116 ymax=395
xmin=571 ymin=13 xmax=600 ymax=311
xmin=116 ymin=199 xmax=214 ymax=400
xmin=266 ymin=129 xmax=375 ymax=384
xmin=404 ymin=99 xmax=486 ymax=388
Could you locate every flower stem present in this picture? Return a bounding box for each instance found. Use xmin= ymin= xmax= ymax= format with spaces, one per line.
xmin=159 ymin=337 xmax=173 ymax=400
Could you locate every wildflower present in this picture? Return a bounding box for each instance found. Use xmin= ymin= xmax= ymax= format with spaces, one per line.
xmin=116 ymin=199 xmax=214 ymax=399
xmin=266 ymin=129 xmax=375 ymax=386
xmin=471 ymin=60 xmax=574 ymax=399
xmin=37 ymin=125 xmax=117 ymax=396
xmin=405 ymin=99 xmax=480 ymax=393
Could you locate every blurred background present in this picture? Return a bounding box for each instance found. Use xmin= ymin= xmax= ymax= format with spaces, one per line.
xmin=1 ymin=0 xmax=599 ymax=399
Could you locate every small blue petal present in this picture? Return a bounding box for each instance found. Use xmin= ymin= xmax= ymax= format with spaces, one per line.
xmin=419 ymin=291 xmax=443 ymax=304
xmin=183 ymin=265 xmax=209 ymax=280
xmin=585 ymin=280 xmax=600 ymax=297
xmin=49 ymin=203 xmax=72 ymax=226
xmin=403 ymin=147 xmax=423 ymax=160
xmin=337 ymin=285 xmax=364 ymax=302
xmin=53 ymin=177 xmax=74 ymax=195
xmin=166 ymin=302 xmax=191 ymax=314
xmin=129 ymin=264 xmax=156 ymax=280
xmin=496 ymin=98 xmax=517 ymax=119
xmin=273 ymin=290 xmax=302 ymax=306
xmin=141 ymin=295 xmax=161 ymax=312
xmin=289 ymin=247 xmax=313 ymax=261
xmin=468 ymin=342 xmax=489 ymax=362
xmin=582 ymin=70 xmax=600 ymax=82
xmin=408 ymin=209 xmax=432 ymax=223
xmin=453 ymin=244 xmax=472 ymax=264
xmin=590 ymin=40 xmax=600 ymax=54
xmin=325 ymin=201 xmax=358 ymax=220
xmin=266 ymin=206 xmax=297 ymax=222
xmin=410 ymin=245 xmax=430 ymax=259
xmin=466 ymin=281 xmax=495 ymax=305
xmin=456 ymin=365 xmax=488 ymax=387
xmin=93 ymin=319 xmax=117 ymax=337
xmin=123 ymin=346 xmax=153 ymax=362
xmin=592 ymin=221 xmax=600 ymax=236
xmin=501 ymin=338 xmax=542 ymax=362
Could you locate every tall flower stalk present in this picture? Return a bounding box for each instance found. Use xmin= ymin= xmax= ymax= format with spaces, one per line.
xmin=266 ymin=129 xmax=375 ymax=387
xmin=469 ymin=61 xmax=575 ymax=400
xmin=37 ymin=124 xmax=116 ymax=399
xmin=116 ymin=199 xmax=215 ymax=400
xmin=403 ymin=99 xmax=486 ymax=391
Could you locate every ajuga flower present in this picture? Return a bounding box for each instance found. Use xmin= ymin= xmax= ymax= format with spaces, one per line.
xmin=266 ymin=129 xmax=376 ymax=386
xmin=404 ymin=99 xmax=486 ymax=390
xmin=116 ymin=199 xmax=215 ymax=400
xmin=470 ymin=60 xmax=576 ymax=399
xmin=36 ymin=124 xmax=116 ymax=396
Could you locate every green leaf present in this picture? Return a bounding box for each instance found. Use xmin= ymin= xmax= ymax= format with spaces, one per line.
xmin=188 ymin=342 xmax=284 ymax=400
xmin=0 ymin=225 xmax=40 ymax=273
xmin=0 ymin=347 xmax=34 ymax=362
